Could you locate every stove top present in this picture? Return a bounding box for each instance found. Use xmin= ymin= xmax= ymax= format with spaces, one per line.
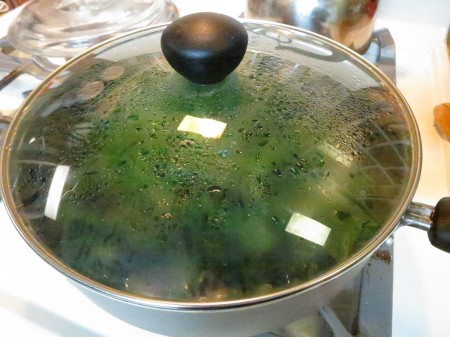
xmin=1 ymin=2 xmax=450 ymax=337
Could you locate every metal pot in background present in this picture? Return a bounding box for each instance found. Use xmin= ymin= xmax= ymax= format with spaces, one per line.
xmin=245 ymin=0 xmax=379 ymax=53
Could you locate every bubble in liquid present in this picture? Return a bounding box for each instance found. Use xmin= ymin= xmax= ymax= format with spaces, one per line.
xmin=100 ymin=65 xmax=125 ymax=82
xmin=79 ymin=81 xmax=104 ymax=101
xmin=208 ymin=186 xmax=223 ymax=194
xmin=218 ymin=150 xmax=229 ymax=157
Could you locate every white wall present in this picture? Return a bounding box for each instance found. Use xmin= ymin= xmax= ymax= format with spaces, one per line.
xmin=378 ymin=0 xmax=450 ymax=27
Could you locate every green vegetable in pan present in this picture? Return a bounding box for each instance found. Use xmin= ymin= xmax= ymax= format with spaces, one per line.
xmin=12 ymin=50 xmax=411 ymax=303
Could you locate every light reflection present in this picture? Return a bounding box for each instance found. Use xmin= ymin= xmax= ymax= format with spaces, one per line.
xmin=285 ymin=212 xmax=331 ymax=246
xmin=318 ymin=142 xmax=352 ymax=167
xmin=294 ymin=0 xmax=318 ymax=15
xmin=44 ymin=165 xmax=70 ymax=220
xmin=177 ymin=115 xmax=227 ymax=138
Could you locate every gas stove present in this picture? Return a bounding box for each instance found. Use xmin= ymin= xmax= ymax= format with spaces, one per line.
xmin=0 ymin=1 xmax=450 ymax=337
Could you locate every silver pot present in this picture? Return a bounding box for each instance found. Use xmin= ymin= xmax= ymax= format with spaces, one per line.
xmin=1 ymin=14 xmax=449 ymax=337
xmin=245 ymin=0 xmax=380 ymax=53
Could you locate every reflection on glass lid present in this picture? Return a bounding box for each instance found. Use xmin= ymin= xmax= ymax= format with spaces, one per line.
xmin=5 ymin=22 xmax=415 ymax=305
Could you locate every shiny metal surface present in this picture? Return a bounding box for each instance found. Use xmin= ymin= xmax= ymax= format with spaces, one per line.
xmin=245 ymin=0 xmax=379 ymax=53
xmin=400 ymin=201 xmax=434 ymax=232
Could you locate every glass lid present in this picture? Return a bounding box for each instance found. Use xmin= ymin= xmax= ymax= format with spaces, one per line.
xmin=7 ymin=0 xmax=177 ymax=58
xmin=1 ymin=16 xmax=419 ymax=307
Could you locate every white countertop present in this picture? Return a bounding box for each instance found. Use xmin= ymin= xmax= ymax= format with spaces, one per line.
xmin=1 ymin=1 xmax=450 ymax=336
xmin=380 ymin=19 xmax=450 ymax=337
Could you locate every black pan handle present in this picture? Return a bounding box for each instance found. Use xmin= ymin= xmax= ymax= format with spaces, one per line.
xmin=402 ymin=198 xmax=450 ymax=253
xmin=429 ymin=197 xmax=450 ymax=252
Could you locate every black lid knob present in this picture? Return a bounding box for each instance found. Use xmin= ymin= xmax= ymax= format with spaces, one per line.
xmin=161 ymin=12 xmax=248 ymax=84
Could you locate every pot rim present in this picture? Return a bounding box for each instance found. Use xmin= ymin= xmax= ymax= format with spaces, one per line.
xmin=0 ymin=19 xmax=422 ymax=311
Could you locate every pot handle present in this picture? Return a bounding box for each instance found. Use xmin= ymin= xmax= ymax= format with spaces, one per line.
xmin=401 ymin=198 xmax=450 ymax=253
